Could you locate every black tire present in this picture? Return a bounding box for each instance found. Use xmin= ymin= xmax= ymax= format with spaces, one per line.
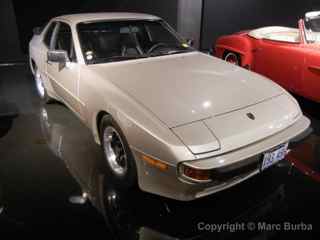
xmin=99 ymin=115 xmax=137 ymax=189
xmin=34 ymin=66 xmax=52 ymax=104
xmin=223 ymin=51 xmax=241 ymax=66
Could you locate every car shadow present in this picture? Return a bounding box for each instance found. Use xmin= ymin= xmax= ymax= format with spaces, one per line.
xmin=0 ymin=99 xmax=18 ymax=138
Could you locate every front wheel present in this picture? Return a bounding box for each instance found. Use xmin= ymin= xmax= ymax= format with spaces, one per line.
xmin=34 ymin=68 xmax=51 ymax=104
xmin=100 ymin=115 xmax=138 ymax=189
xmin=224 ymin=51 xmax=241 ymax=66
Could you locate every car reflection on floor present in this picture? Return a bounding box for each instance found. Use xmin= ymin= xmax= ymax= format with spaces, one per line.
xmin=39 ymin=105 xmax=105 ymax=211
xmin=287 ymin=130 xmax=320 ymax=182
xmin=287 ymin=96 xmax=320 ymax=182
xmin=39 ymin=104 xmax=318 ymax=239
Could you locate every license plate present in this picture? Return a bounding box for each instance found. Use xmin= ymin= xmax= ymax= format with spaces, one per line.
xmin=261 ymin=143 xmax=289 ymax=171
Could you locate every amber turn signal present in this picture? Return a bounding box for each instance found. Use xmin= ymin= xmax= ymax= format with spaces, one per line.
xmin=179 ymin=164 xmax=211 ymax=182
xmin=141 ymin=154 xmax=169 ymax=171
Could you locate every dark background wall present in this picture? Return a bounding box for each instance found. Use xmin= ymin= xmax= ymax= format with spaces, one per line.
xmin=12 ymin=0 xmax=178 ymax=55
xmin=2 ymin=0 xmax=320 ymax=61
xmin=201 ymin=0 xmax=320 ymax=50
xmin=0 ymin=0 xmax=22 ymax=62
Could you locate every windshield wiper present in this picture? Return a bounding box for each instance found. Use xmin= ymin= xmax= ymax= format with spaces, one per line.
xmin=149 ymin=48 xmax=193 ymax=57
xmin=91 ymin=49 xmax=193 ymax=64
xmin=106 ymin=55 xmax=149 ymax=62
xmin=92 ymin=55 xmax=148 ymax=64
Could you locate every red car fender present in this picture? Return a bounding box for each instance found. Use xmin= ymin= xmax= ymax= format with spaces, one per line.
xmin=215 ymin=33 xmax=254 ymax=68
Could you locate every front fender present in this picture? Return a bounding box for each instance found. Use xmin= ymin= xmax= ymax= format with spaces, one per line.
xmin=80 ymin=68 xmax=195 ymax=167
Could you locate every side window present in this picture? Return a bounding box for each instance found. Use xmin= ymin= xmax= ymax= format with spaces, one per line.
xmin=54 ymin=22 xmax=77 ymax=62
xmin=43 ymin=22 xmax=56 ymax=47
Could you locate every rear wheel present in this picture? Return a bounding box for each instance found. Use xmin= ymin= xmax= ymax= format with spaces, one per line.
xmin=224 ymin=51 xmax=241 ymax=66
xmin=100 ymin=115 xmax=137 ymax=189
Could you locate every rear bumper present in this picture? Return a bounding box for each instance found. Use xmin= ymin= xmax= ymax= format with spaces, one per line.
xmin=135 ymin=115 xmax=310 ymax=201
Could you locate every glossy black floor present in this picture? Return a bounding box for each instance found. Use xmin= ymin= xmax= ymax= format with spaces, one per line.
xmin=1 ymin=65 xmax=320 ymax=238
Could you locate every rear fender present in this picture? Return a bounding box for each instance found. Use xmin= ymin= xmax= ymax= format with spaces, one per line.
xmin=215 ymin=35 xmax=254 ymax=68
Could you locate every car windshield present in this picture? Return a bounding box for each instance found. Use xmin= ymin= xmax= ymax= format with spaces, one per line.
xmin=77 ymin=20 xmax=193 ymax=64
xmin=304 ymin=17 xmax=320 ymax=43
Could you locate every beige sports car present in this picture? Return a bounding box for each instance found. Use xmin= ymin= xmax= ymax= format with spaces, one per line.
xmin=29 ymin=13 xmax=310 ymax=201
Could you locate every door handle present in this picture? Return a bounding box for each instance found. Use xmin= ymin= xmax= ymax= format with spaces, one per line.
xmin=252 ymin=48 xmax=262 ymax=53
xmin=308 ymin=65 xmax=320 ymax=73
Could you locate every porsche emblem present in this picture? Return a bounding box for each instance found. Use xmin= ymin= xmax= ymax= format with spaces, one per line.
xmin=247 ymin=113 xmax=255 ymax=120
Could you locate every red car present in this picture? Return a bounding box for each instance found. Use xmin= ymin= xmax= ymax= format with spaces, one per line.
xmin=215 ymin=12 xmax=320 ymax=102
xmin=286 ymin=134 xmax=320 ymax=182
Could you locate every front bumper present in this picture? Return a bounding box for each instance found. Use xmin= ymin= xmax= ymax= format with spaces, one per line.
xmin=134 ymin=115 xmax=310 ymax=201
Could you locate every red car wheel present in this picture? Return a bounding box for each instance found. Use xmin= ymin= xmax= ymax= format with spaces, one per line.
xmin=224 ymin=52 xmax=240 ymax=66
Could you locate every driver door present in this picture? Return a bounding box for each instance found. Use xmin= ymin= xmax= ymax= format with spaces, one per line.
xmin=46 ymin=21 xmax=81 ymax=114
xmin=300 ymin=18 xmax=320 ymax=102
xmin=301 ymin=44 xmax=320 ymax=102
xmin=252 ymin=39 xmax=304 ymax=92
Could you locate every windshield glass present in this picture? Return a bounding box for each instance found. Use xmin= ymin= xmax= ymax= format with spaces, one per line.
xmin=304 ymin=17 xmax=320 ymax=43
xmin=77 ymin=20 xmax=193 ymax=64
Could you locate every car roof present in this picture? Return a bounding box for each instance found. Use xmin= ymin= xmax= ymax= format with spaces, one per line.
xmin=54 ymin=12 xmax=161 ymax=24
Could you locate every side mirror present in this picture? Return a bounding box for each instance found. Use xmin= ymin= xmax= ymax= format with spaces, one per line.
xmin=33 ymin=27 xmax=42 ymax=35
xmin=47 ymin=50 xmax=69 ymax=64
xmin=186 ymin=39 xmax=194 ymax=47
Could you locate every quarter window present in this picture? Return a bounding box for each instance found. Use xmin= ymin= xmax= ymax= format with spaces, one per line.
xmin=43 ymin=22 xmax=56 ymax=47
xmin=54 ymin=22 xmax=77 ymax=62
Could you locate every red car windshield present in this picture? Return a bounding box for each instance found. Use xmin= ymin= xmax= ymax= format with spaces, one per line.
xmin=305 ymin=18 xmax=320 ymax=32
xmin=304 ymin=17 xmax=320 ymax=43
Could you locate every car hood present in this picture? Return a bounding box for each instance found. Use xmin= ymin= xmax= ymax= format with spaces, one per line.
xmin=90 ymin=52 xmax=284 ymax=128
